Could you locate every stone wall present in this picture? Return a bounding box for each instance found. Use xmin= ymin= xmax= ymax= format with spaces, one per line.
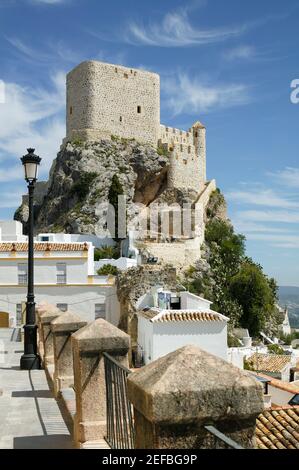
xmin=159 ymin=122 xmax=206 ymax=194
xmin=67 ymin=61 xmax=160 ymax=146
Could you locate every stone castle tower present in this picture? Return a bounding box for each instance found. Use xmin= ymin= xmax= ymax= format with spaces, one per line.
xmin=66 ymin=60 xmax=207 ymax=195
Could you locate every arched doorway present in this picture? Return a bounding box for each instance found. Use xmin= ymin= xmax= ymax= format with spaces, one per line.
xmin=0 ymin=312 xmax=9 ymax=328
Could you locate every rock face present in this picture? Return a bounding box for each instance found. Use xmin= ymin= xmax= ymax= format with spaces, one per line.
xmin=116 ymin=265 xmax=179 ymax=345
xmin=15 ymin=138 xmax=170 ymax=234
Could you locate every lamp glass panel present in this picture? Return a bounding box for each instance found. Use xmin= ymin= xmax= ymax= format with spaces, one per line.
xmin=24 ymin=162 xmax=38 ymax=180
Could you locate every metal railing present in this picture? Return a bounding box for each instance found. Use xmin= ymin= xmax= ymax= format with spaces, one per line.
xmin=56 ymin=274 xmax=67 ymax=285
xmin=103 ymin=352 xmax=135 ymax=449
xmin=204 ymin=425 xmax=244 ymax=449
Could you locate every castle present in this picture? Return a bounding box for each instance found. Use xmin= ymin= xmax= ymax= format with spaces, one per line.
xmin=65 ymin=60 xmax=216 ymax=267
xmin=66 ymin=61 xmax=207 ymax=194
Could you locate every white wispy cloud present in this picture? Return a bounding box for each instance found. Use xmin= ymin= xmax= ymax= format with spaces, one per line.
xmin=0 ymin=190 xmax=25 ymax=208
xmin=226 ymin=189 xmax=299 ymax=209
xmin=235 ymin=210 xmax=299 ymax=224
xmin=0 ymin=72 xmax=65 ymax=181
xmin=163 ymin=73 xmax=250 ymax=115
xmin=125 ymin=10 xmax=248 ymax=47
xmin=30 ymin=0 xmax=69 ymax=4
xmin=6 ymin=36 xmax=80 ymax=65
xmin=269 ymin=167 xmax=299 ymax=188
xmin=245 ymin=233 xmax=299 ymax=249
xmin=232 ymin=221 xmax=291 ymax=234
xmin=223 ymin=45 xmax=256 ymax=61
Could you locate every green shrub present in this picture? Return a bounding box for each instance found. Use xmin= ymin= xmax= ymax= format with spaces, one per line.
xmin=157 ymin=145 xmax=169 ymax=157
xmin=228 ymin=334 xmax=241 ymax=348
xmin=94 ymin=245 xmax=120 ymax=261
xmin=70 ymin=172 xmax=98 ymax=201
xmin=97 ymin=264 xmax=118 ymax=276
xmin=72 ymin=139 xmax=84 ymax=147
xmin=267 ymin=344 xmax=285 ymax=355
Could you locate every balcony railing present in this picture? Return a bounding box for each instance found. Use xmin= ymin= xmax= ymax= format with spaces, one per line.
xmin=18 ymin=274 xmax=27 ymax=286
xmin=56 ymin=274 xmax=67 ymax=285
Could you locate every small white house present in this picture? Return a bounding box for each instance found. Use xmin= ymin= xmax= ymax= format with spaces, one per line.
xmin=137 ymin=288 xmax=229 ymax=365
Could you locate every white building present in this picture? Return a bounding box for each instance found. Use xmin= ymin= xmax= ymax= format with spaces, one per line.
xmin=0 ymin=221 xmax=118 ymax=328
xmin=137 ymin=288 xmax=229 ymax=365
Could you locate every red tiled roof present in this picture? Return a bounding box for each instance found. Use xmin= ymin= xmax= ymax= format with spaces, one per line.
xmin=139 ymin=308 xmax=224 ymax=323
xmin=0 ymin=242 xmax=89 ymax=252
xmin=247 ymin=353 xmax=292 ymax=373
xmin=256 ymin=406 xmax=299 ymax=449
xmin=255 ymin=373 xmax=299 ymax=394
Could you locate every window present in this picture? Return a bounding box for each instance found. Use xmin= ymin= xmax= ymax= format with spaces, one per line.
xmin=57 ymin=303 xmax=68 ymax=312
xmin=137 ymin=105 xmax=141 ymax=114
xmin=70 ymin=106 xmax=73 ymax=115
xmin=120 ymin=116 xmax=122 ymax=122
xmin=56 ymin=263 xmax=67 ymax=285
xmin=16 ymin=304 xmax=23 ymax=326
xmin=18 ymin=264 xmax=27 ymax=285
xmin=41 ymin=236 xmax=49 ymax=242
xmin=95 ymin=303 xmax=106 ymax=320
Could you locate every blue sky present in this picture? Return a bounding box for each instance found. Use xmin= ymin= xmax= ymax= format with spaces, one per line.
xmin=0 ymin=0 xmax=298 ymax=286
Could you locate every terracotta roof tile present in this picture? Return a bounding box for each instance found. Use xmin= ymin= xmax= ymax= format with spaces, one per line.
xmin=248 ymin=353 xmax=291 ymax=373
xmin=254 ymin=373 xmax=299 ymax=394
xmin=0 ymin=242 xmax=88 ymax=252
xmin=139 ymin=308 xmax=224 ymax=323
xmin=256 ymin=407 xmax=299 ymax=449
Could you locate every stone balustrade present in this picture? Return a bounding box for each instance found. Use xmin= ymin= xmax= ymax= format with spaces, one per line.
xmin=71 ymin=319 xmax=130 ymax=448
xmin=36 ymin=302 xmax=54 ymax=359
xmin=39 ymin=306 xmax=64 ymax=367
xmin=50 ymin=311 xmax=87 ymax=398
xmin=127 ymin=345 xmax=264 ymax=449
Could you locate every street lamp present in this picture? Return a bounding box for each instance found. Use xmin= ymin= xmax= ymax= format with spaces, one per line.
xmin=20 ymin=148 xmax=41 ymax=370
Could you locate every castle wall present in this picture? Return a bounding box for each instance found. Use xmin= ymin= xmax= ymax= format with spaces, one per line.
xmin=67 ymin=61 xmax=160 ymax=146
xmin=159 ymin=124 xmax=206 ymax=194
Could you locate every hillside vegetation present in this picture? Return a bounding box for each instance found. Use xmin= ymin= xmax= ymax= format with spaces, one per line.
xmin=182 ymin=189 xmax=280 ymax=337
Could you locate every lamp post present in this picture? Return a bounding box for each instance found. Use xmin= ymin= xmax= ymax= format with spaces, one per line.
xmin=20 ymin=148 xmax=41 ymax=370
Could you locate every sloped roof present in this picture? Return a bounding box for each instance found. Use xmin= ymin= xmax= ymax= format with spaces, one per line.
xmin=248 ymin=353 xmax=292 ymax=373
xmin=256 ymin=407 xmax=299 ymax=449
xmin=139 ymin=308 xmax=228 ymax=323
xmin=255 ymin=373 xmax=299 ymax=394
xmin=0 ymin=242 xmax=88 ymax=252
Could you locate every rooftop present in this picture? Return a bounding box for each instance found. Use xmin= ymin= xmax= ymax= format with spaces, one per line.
xmin=139 ymin=308 xmax=228 ymax=323
xmin=0 ymin=242 xmax=89 ymax=252
xmin=247 ymin=353 xmax=292 ymax=373
xmin=256 ymin=406 xmax=299 ymax=449
xmin=254 ymin=373 xmax=299 ymax=394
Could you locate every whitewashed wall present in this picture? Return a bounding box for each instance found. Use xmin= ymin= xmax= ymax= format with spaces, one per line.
xmin=138 ymin=315 xmax=154 ymax=364
xmin=180 ymin=291 xmax=212 ymax=310
xmin=138 ymin=317 xmax=227 ymax=365
xmin=0 ymin=285 xmax=113 ymax=326
xmin=269 ymin=384 xmax=295 ymax=406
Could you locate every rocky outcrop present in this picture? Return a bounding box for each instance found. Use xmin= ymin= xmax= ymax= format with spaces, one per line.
xmin=116 ymin=265 xmax=179 ymax=345
xmin=15 ymin=138 xmax=170 ymax=235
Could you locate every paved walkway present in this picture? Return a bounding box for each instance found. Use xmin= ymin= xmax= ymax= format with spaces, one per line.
xmin=0 ymin=329 xmax=73 ymax=449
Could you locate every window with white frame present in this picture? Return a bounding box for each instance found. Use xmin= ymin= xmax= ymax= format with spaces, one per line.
xmin=56 ymin=263 xmax=67 ymax=284
xmin=18 ymin=264 xmax=27 ymax=285
xmin=57 ymin=303 xmax=68 ymax=312
xmin=16 ymin=304 xmax=23 ymax=326
xmin=95 ymin=303 xmax=106 ymax=319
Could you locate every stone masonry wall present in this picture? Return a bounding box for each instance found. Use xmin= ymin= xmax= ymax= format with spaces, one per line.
xmin=67 ymin=61 xmax=160 ymax=146
xmin=159 ymin=124 xmax=206 ymax=194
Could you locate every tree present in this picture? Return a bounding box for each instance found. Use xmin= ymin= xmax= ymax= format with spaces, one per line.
xmin=230 ymin=261 xmax=276 ymax=337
